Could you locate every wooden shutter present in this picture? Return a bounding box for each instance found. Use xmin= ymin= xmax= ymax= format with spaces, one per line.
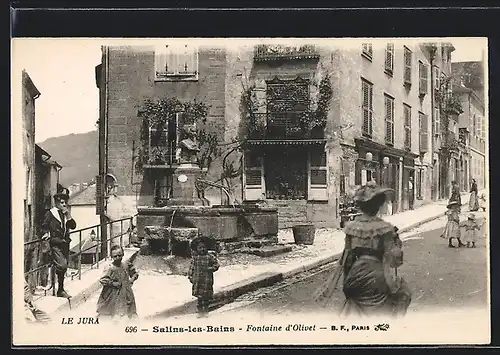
xmin=362 ymin=43 xmax=373 ymax=59
xmin=308 ymin=149 xmax=328 ymax=201
xmin=243 ymin=151 xmax=264 ymax=201
xmin=404 ymin=105 xmax=412 ymax=149
xmin=385 ymin=43 xmax=394 ymax=74
xmin=481 ymin=117 xmax=486 ymax=140
xmin=434 ymin=106 xmax=440 ymax=137
xmin=385 ymin=95 xmax=394 ymax=145
xmin=362 ymin=80 xmax=373 ymax=137
xmin=433 ymin=66 xmax=440 ymax=90
xmin=419 ymin=62 xmax=428 ymax=95
xmin=419 ymin=112 xmax=429 ymax=152
xmin=404 ymin=47 xmax=412 ymax=84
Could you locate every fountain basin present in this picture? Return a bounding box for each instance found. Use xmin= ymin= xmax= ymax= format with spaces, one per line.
xmin=136 ymin=205 xmax=279 ymax=243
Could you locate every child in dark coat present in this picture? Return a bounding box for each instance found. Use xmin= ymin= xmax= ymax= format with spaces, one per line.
xmin=96 ymin=245 xmax=139 ymax=321
xmin=188 ymin=236 xmax=220 ymax=318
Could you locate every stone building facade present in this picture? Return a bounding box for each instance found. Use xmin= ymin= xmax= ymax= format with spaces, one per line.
xmin=97 ymin=41 xmax=457 ymax=228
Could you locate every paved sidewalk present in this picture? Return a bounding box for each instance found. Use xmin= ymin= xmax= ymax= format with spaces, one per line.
xmin=47 ymin=190 xmax=482 ymax=319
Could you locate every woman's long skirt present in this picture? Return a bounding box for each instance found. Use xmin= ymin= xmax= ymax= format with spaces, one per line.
xmin=469 ymin=191 xmax=479 ymax=211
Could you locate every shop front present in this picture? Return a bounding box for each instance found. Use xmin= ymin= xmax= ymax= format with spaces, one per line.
xmin=354 ymin=138 xmax=419 ymax=214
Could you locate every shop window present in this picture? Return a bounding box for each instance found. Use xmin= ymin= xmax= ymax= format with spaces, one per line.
xmin=243 ymin=151 xmax=264 ymax=201
xmin=308 ymin=149 xmax=327 ymax=201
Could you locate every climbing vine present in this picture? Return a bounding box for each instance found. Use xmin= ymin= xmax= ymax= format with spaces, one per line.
xmin=240 ymin=74 xmax=333 ymax=139
xmin=135 ymin=97 xmax=219 ymax=173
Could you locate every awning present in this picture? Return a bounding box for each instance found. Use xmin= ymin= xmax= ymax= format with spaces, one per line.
xmin=246 ymin=139 xmax=326 ymax=146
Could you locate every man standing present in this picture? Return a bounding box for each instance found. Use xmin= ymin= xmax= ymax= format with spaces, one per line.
xmin=41 ymin=192 xmax=77 ymax=298
xmin=408 ymin=176 xmax=414 ymax=210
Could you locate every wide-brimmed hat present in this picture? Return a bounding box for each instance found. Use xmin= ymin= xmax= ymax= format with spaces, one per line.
xmin=468 ymin=213 xmax=476 ymax=220
xmin=446 ymin=201 xmax=459 ymax=209
xmin=353 ymin=181 xmax=393 ymax=204
xmin=190 ymin=235 xmax=217 ymax=251
xmin=53 ymin=192 xmax=70 ymax=202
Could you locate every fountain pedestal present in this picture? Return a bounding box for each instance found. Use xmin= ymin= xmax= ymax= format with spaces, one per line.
xmin=167 ymin=163 xmax=205 ymax=206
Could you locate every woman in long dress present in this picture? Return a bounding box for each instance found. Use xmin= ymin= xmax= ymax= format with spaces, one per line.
xmin=314 ymin=182 xmax=411 ymax=318
xmin=468 ymin=179 xmax=479 ymax=212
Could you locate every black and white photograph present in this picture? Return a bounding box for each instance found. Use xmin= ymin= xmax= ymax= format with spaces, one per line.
xmin=12 ymin=37 xmax=489 ymax=345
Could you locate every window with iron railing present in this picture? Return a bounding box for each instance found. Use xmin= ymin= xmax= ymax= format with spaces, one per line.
xmin=154 ymin=44 xmax=199 ymax=81
xmin=265 ymin=77 xmax=310 ymax=139
xmin=362 ymin=79 xmax=374 ymax=137
xmin=254 ymin=44 xmax=319 ymax=61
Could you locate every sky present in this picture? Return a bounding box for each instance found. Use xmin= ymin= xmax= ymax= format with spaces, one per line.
xmin=12 ymin=37 xmax=487 ymax=143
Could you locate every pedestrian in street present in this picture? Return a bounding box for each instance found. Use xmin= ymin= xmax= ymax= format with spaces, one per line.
xmin=441 ymin=201 xmax=465 ymax=248
xmin=479 ymin=193 xmax=487 ymax=212
xmin=468 ymin=179 xmax=479 ymax=212
xmin=408 ymin=176 xmax=414 ymax=210
xmin=449 ymin=180 xmax=462 ymax=211
xmin=461 ymin=213 xmax=482 ymax=248
xmin=314 ymin=181 xmax=411 ymax=318
xmin=96 ymin=245 xmax=139 ymax=321
xmin=40 ymin=192 xmax=77 ymax=298
xmin=188 ymin=236 xmax=220 ymax=318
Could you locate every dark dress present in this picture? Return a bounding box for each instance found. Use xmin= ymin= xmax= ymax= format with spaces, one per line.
xmin=96 ymin=260 xmax=138 ymax=319
xmin=40 ymin=208 xmax=77 ymax=274
xmin=449 ymin=186 xmax=462 ymax=210
xmin=339 ymin=215 xmax=411 ymax=318
xmin=469 ymin=182 xmax=479 ymax=211
xmin=188 ymin=253 xmax=220 ymax=299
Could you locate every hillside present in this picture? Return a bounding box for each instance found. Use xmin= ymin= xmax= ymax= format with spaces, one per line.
xmin=37 ymin=130 xmax=99 ymax=187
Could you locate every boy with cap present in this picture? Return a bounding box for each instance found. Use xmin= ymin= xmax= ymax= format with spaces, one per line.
xmin=41 ymin=192 xmax=77 ymax=298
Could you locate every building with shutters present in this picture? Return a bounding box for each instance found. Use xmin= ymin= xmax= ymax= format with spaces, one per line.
xmin=96 ymin=41 xmax=457 ymax=228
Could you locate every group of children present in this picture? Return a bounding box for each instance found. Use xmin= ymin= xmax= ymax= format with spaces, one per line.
xmin=442 ymin=200 xmax=484 ymax=248
xmin=96 ymin=235 xmax=220 ymax=321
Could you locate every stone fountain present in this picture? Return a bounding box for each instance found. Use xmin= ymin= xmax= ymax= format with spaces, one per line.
xmin=136 ymin=125 xmax=279 ymax=257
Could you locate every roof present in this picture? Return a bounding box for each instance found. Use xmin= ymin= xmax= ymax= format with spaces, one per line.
xmin=22 ymin=70 xmax=41 ymax=98
xmin=70 ymin=236 xmax=100 ymax=254
xmin=453 ymin=86 xmax=484 ymax=107
xmin=69 ymin=183 xmax=96 ymax=206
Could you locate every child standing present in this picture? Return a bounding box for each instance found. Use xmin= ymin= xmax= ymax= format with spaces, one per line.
xmin=461 ymin=213 xmax=482 ymax=248
xmin=188 ymin=236 xmax=220 ymax=318
xmin=442 ymin=201 xmax=465 ymax=248
xmin=96 ymin=245 xmax=139 ymax=321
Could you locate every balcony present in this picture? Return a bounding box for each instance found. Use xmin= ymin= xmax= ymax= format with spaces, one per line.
xmin=248 ymin=112 xmax=325 ymax=141
xmin=441 ymin=130 xmax=460 ymax=152
xmin=254 ymin=44 xmax=320 ymax=62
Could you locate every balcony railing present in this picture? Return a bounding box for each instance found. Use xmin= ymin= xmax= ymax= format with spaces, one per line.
xmin=254 ymin=44 xmax=320 ymax=62
xmin=24 ymin=216 xmax=136 ymax=297
xmin=248 ymin=112 xmax=325 ymax=140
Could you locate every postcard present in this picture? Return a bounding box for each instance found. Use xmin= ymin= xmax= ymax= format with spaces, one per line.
xmin=12 ymin=37 xmax=490 ymax=346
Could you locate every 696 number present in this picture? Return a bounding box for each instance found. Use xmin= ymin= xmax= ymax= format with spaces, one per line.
xmin=125 ymin=326 xmax=137 ymax=333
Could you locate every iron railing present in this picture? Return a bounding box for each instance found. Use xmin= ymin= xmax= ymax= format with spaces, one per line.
xmin=254 ymin=44 xmax=320 ymax=61
xmin=24 ymin=215 xmax=137 ymax=296
xmin=249 ymin=112 xmax=325 ymax=140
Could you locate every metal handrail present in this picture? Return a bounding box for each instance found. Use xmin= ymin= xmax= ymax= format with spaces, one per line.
xmin=195 ymin=178 xmax=235 ymax=208
xmin=24 ymin=214 xmax=137 ymax=296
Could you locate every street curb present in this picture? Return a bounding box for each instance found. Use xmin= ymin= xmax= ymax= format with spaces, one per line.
xmin=45 ymin=247 xmax=140 ymax=316
xmin=146 ymin=192 xmax=473 ymax=319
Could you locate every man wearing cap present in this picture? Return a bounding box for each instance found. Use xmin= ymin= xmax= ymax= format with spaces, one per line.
xmin=41 ymin=192 xmax=77 ymax=298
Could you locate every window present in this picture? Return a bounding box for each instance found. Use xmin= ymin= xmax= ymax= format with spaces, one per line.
xmin=419 ymin=61 xmax=428 ymax=95
xmin=266 ymin=77 xmax=309 ymax=139
xmin=362 ymin=43 xmax=373 ymax=60
xmin=243 ymin=151 xmax=263 ymax=201
xmin=419 ymin=112 xmax=429 ymax=153
xmin=385 ymin=43 xmax=394 ymax=75
xmin=361 ymin=79 xmax=373 ymax=137
xmin=477 ymin=116 xmax=481 ymax=138
xmin=403 ymin=46 xmax=412 ymax=85
xmin=384 ymin=94 xmax=395 ymax=145
xmin=404 ymin=104 xmax=412 ymax=150
xmin=434 ymin=106 xmax=440 ymax=137
xmin=433 ymin=66 xmax=440 ymax=90
xmin=481 ymin=117 xmax=486 ymax=140
xmin=473 ymin=114 xmax=477 ymax=137
xmin=154 ymin=44 xmax=199 ymax=81
xmin=309 ymin=149 xmax=328 ymax=201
